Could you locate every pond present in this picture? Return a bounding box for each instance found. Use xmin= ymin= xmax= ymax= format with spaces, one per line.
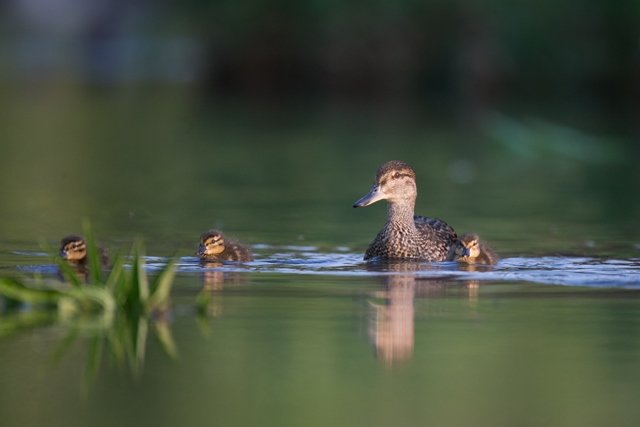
xmin=1 ymin=94 xmax=640 ymax=427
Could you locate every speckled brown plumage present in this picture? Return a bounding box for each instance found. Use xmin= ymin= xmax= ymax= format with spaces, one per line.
xmin=448 ymin=233 xmax=498 ymax=265
xmin=196 ymin=230 xmax=253 ymax=262
xmin=354 ymin=160 xmax=457 ymax=262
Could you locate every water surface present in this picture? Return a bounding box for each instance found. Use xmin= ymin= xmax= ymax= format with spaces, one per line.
xmin=1 ymin=96 xmax=640 ymax=427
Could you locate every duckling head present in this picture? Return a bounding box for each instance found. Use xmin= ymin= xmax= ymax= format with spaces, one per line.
xmin=456 ymin=233 xmax=481 ymax=258
xmin=60 ymin=235 xmax=87 ymax=262
xmin=197 ymin=230 xmax=226 ymax=258
xmin=353 ymin=160 xmax=417 ymax=208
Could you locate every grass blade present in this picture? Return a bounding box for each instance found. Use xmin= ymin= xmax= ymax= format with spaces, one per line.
xmin=134 ymin=316 xmax=149 ymax=375
xmin=56 ymin=258 xmax=85 ymax=288
xmin=105 ymin=254 xmax=125 ymax=294
xmin=132 ymin=241 xmax=149 ymax=305
xmin=154 ymin=318 xmax=178 ymax=359
xmin=147 ymin=258 xmax=177 ymax=311
xmin=82 ymin=219 xmax=103 ymax=284
xmin=0 ymin=278 xmax=62 ymax=304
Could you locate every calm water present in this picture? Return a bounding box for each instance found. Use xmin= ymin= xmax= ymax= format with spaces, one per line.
xmin=1 ymin=95 xmax=640 ymax=427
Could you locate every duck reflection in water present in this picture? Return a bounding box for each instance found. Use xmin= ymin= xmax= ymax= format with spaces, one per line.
xmin=369 ymin=269 xmax=416 ymax=364
xmin=367 ymin=261 xmax=479 ymax=365
xmin=197 ymin=260 xmax=249 ymax=318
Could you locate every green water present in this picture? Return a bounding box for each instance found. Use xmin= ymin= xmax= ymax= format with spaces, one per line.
xmin=2 ymin=277 xmax=640 ymax=427
xmin=1 ymin=92 xmax=640 ymax=427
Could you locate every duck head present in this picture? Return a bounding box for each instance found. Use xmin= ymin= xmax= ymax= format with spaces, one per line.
xmin=197 ymin=230 xmax=226 ymax=258
xmin=353 ymin=160 xmax=417 ymax=208
xmin=60 ymin=235 xmax=87 ymax=262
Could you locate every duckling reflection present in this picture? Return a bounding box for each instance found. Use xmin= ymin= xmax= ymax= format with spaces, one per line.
xmin=197 ymin=263 xmax=247 ymax=318
xmin=197 ymin=262 xmax=229 ymax=318
xmin=367 ymin=261 xmax=480 ymax=365
xmin=198 ymin=256 xmax=248 ymax=291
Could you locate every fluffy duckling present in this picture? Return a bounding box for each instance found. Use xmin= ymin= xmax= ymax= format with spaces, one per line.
xmin=196 ymin=230 xmax=253 ymax=262
xmin=60 ymin=235 xmax=88 ymax=263
xmin=353 ymin=160 xmax=457 ymax=261
xmin=449 ymin=233 xmax=498 ymax=265
xmin=60 ymin=235 xmax=109 ymax=265
xmin=59 ymin=235 xmax=109 ymax=284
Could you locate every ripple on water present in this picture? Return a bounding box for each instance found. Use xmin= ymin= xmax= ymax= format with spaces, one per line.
xmin=11 ymin=246 xmax=640 ymax=289
xmin=175 ymin=246 xmax=640 ymax=288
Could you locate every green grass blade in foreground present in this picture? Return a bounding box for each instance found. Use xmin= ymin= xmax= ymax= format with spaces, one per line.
xmin=106 ymin=316 xmax=129 ymax=365
xmin=56 ymin=258 xmax=85 ymax=288
xmin=105 ymin=254 xmax=125 ymax=299
xmin=195 ymin=289 xmax=212 ymax=316
xmin=0 ymin=311 xmax=55 ymax=337
xmin=133 ymin=317 xmax=149 ymax=375
xmin=132 ymin=241 xmax=149 ymax=306
xmin=0 ymin=278 xmax=63 ymax=304
xmin=58 ymin=287 xmax=116 ymax=318
xmin=154 ymin=320 xmax=178 ymax=359
xmin=146 ymin=258 xmax=177 ymax=311
xmin=82 ymin=220 xmax=103 ymax=284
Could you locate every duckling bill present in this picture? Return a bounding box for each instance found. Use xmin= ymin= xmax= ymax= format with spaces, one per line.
xmin=353 ymin=160 xmax=457 ymax=261
xmin=196 ymin=230 xmax=252 ymax=262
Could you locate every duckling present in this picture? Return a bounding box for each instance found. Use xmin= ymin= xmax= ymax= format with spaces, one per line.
xmin=58 ymin=235 xmax=109 ymax=284
xmin=60 ymin=235 xmax=109 ymax=266
xmin=353 ymin=160 xmax=457 ymax=261
xmin=196 ymin=230 xmax=253 ymax=262
xmin=60 ymin=235 xmax=88 ymax=263
xmin=449 ymin=233 xmax=498 ymax=265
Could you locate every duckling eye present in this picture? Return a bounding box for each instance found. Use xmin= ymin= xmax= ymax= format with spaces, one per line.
xmin=393 ymin=172 xmax=401 ymax=179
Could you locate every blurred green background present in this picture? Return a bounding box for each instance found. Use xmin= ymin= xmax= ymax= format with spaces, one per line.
xmin=0 ymin=0 xmax=639 ymax=252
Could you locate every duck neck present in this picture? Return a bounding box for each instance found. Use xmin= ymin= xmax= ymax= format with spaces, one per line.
xmin=386 ymin=200 xmax=417 ymax=233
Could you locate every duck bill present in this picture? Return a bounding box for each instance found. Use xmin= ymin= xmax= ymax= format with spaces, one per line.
xmin=353 ymin=185 xmax=386 ymax=207
xmin=455 ymin=245 xmax=471 ymax=257
xmin=196 ymin=244 xmax=206 ymax=257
